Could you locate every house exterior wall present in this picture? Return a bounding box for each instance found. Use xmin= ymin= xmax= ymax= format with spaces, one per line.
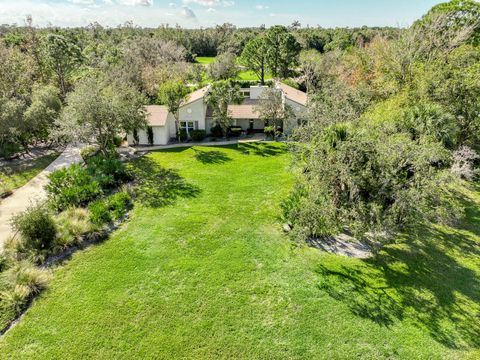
xmin=128 ymin=125 xmax=170 ymax=146
xmin=179 ymin=99 xmax=207 ymax=127
xmin=284 ymin=99 xmax=306 ymax=134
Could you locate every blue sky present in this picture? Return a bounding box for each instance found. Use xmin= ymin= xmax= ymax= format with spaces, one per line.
xmin=0 ymin=0 xmax=446 ymax=28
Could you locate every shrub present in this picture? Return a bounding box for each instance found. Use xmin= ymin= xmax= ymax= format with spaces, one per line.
xmin=113 ymin=135 xmax=123 ymax=147
xmin=108 ymin=191 xmax=132 ymax=220
xmin=147 ymin=126 xmax=154 ymax=145
xmin=11 ymin=204 xmax=57 ymax=253
xmin=86 ymin=155 xmax=131 ymax=190
xmin=88 ymin=199 xmax=112 ymax=226
xmin=0 ymin=142 xmax=22 ymax=159
xmin=190 ymin=130 xmax=207 ymax=141
xmin=179 ymin=129 xmax=188 ymax=142
xmin=264 ymin=126 xmax=275 ymax=137
xmin=0 ymin=260 xmax=50 ymax=315
xmin=55 ymin=208 xmax=95 ymax=248
xmin=46 ymin=164 xmax=102 ymax=211
xmin=210 ymin=125 xmax=223 ymax=138
xmin=88 ymin=191 xmax=132 ymax=226
xmin=80 ymin=145 xmax=99 ymax=161
xmin=228 ymin=126 xmax=243 ymax=138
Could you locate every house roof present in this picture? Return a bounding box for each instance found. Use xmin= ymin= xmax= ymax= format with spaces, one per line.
xmin=227 ymin=104 xmax=260 ymax=119
xmin=145 ymin=105 xmax=169 ymax=126
xmin=276 ymin=81 xmax=308 ymax=106
xmin=183 ymin=85 xmax=210 ymax=106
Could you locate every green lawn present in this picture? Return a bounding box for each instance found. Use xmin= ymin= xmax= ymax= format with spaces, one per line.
xmin=196 ymin=56 xmax=216 ymax=65
xmin=196 ymin=56 xmax=271 ymax=81
xmin=1 ymin=143 xmax=479 ymax=359
xmin=0 ymin=152 xmax=59 ymax=198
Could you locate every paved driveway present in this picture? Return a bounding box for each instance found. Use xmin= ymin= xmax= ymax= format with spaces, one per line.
xmin=0 ymin=145 xmax=83 ymax=249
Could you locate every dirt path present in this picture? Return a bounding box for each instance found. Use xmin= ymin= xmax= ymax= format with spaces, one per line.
xmin=0 ymin=145 xmax=83 ymax=249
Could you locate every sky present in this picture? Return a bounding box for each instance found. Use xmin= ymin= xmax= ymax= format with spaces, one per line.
xmin=0 ymin=0 xmax=447 ymax=28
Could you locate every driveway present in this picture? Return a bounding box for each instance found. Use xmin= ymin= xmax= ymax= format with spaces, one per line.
xmin=0 ymin=145 xmax=83 ymax=249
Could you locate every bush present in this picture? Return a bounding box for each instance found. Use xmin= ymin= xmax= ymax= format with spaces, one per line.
xmin=46 ymin=164 xmax=102 ymax=211
xmin=0 ymin=260 xmax=50 ymax=318
xmin=179 ymin=129 xmax=188 ymax=142
xmin=113 ymin=135 xmax=123 ymax=147
xmin=109 ymin=191 xmax=132 ymax=219
xmin=228 ymin=126 xmax=243 ymax=138
xmin=0 ymin=142 xmax=22 ymax=159
xmin=11 ymin=204 xmax=57 ymax=254
xmin=88 ymin=199 xmax=112 ymax=226
xmin=55 ymin=208 xmax=95 ymax=248
xmin=190 ymin=130 xmax=207 ymax=141
xmin=147 ymin=127 xmax=154 ymax=145
xmin=88 ymin=191 xmax=132 ymax=226
xmin=86 ymin=155 xmax=131 ymax=190
xmin=80 ymin=145 xmax=99 ymax=161
xmin=264 ymin=126 xmax=275 ymax=137
xmin=210 ymin=125 xmax=223 ymax=138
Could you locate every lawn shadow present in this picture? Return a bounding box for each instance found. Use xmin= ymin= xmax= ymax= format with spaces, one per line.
xmin=235 ymin=142 xmax=287 ymax=157
xmin=193 ymin=149 xmax=232 ymax=164
xmin=129 ymin=156 xmax=201 ymax=208
xmin=315 ymin=188 xmax=480 ymax=350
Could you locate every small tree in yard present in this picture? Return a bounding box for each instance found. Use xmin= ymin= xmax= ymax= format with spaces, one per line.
xmin=158 ymin=81 xmax=189 ymax=142
xmin=205 ymin=80 xmax=243 ymax=138
xmin=54 ymin=76 xmax=147 ymax=154
xmin=207 ymin=52 xmax=239 ymax=81
xmin=254 ymin=87 xmax=292 ymax=138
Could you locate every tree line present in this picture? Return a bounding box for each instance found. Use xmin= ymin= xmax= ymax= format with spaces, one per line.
xmin=283 ymin=0 xmax=480 ymax=242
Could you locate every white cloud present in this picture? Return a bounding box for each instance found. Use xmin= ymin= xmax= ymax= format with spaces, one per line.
xmin=206 ymin=8 xmax=216 ymax=13
xmin=180 ymin=6 xmax=197 ymax=20
xmin=118 ymin=0 xmax=153 ymax=6
xmin=68 ymin=0 xmax=96 ymax=5
xmin=255 ymin=5 xmax=269 ymax=10
xmin=68 ymin=0 xmax=152 ymax=5
xmin=183 ymin=0 xmax=233 ymax=7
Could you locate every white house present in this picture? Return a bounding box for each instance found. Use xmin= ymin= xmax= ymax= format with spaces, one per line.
xmin=127 ymin=81 xmax=307 ymax=146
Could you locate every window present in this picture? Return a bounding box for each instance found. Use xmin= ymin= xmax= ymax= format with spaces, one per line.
xmin=180 ymin=121 xmax=198 ymax=135
xmin=240 ymin=90 xmax=250 ymax=98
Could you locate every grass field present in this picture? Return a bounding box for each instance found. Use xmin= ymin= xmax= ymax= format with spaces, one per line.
xmin=0 ymin=143 xmax=479 ymax=359
xmin=196 ymin=56 xmax=216 ymax=65
xmin=196 ymin=56 xmax=271 ymax=81
xmin=0 ymin=152 xmax=59 ymax=198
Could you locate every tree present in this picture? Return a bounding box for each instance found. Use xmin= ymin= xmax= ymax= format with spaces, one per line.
xmin=254 ymin=87 xmax=292 ymax=137
xmin=205 ymin=80 xmax=243 ymax=137
xmin=421 ymin=0 xmax=480 ymax=45
xmin=207 ymin=52 xmax=239 ymax=81
xmin=264 ymin=26 xmax=301 ymax=78
xmin=298 ymin=49 xmax=323 ymax=91
xmin=55 ymin=76 xmax=147 ymax=153
xmin=41 ymin=33 xmax=83 ymax=99
xmin=157 ymin=81 xmax=189 ymax=142
xmin=240 ymin=37 xmax=267 ymax=84
xmin=24 ymin=85 xmax=62 ymax=145
xmin=0 ymin=97 xmax=27 ymax=157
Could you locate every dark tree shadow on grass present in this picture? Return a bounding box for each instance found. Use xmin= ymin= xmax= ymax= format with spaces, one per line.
xmin=193 ymin=149 xmax=232 ymax=164
xmin=235 ymin=142 xmax=287 ymax=157
xmin=129 ymin=156 xmax=200 ymax=208
xmin=315 ymin=189 xmax=480 ymax=350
